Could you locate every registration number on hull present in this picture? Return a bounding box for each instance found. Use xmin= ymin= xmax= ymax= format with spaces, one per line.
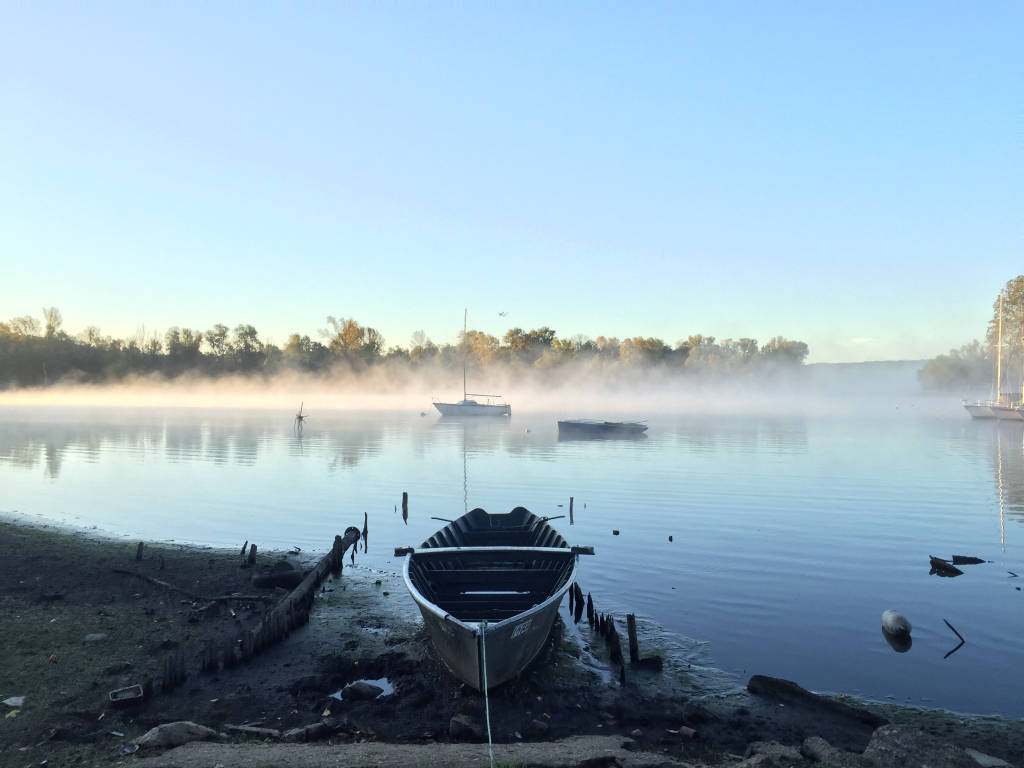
xmin=511 ymin=618 xmax=533 ymax=639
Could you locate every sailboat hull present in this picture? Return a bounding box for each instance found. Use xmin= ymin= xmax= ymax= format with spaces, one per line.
xmin=434 ymin=402 xmax=511 ymax=417
xmin=991 ymin=404 xmax=1024 ymax=421
xmin=963 ymin=402 xmax=997 ymax=419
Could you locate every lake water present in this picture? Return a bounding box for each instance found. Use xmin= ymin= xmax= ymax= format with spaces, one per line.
xmin=2 ymin=401 xmax=1022 ymax=718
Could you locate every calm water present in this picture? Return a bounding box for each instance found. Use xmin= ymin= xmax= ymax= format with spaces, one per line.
xmin=2 ymin=403 xmax=1023 ymax=717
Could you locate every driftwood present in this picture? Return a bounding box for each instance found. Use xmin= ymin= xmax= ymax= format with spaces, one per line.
xmin=951 ymin=555 xmax=985 ymax=565
xmin=219 ymin=527 xmax=361 ymax=670
xmin=225 ymin=724 xmax=282 ymax=739
xmin=929 ymin=556 xmax=963 ymax=578
xmin=937 ymin=618 xmax=962 ymax=663
xmin=112 ymin=569 xmax=275 ymax=602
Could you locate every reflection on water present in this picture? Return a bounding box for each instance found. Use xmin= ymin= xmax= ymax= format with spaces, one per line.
xmin=0 ymin=409 xmax=388 ymax=478
xmin=2 ymin=405 xmax=1024 ymax=718
xmin=991 ymin=427 xmax=1024 ymax=535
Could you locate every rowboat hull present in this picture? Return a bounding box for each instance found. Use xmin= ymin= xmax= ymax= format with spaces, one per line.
xmin=396 ymin=507 xmax=582 ymax=691
xmin=557 ymin=419 xmax=647 ymax=436
xmin=404 ymin=555 xmax=575 ymax=690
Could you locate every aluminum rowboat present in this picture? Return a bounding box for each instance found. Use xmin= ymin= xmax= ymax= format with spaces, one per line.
xmin=395 ymin=506 xmax=591 ymax=691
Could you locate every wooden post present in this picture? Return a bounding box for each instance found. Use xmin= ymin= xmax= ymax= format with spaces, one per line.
xmin=402 ymin=492 xmax=409 ymax=524
xmin=362 ymin=512 xmax=368 ymax=552
xmin=135 ymin=542 xmax=144 ymax=561
xmin=586 ymin=593 xmax=594 ymax=627
xmin=569 ymin=497 xmax=574 ymax=525
xmin=626 ymin=613 xmax=639 ymax=663
xmin=247 ymin=543 xmax=257 ymax=565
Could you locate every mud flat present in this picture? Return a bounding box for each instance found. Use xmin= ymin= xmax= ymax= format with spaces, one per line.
xmin=1 ymin=517 xmax=1021 ymax=768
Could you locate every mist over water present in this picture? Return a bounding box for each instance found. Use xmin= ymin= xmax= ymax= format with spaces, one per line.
xmin=4 ymin=361 xmax=1019 ymax=717
xmin=0 ymin=358 xmax=930 ymax=416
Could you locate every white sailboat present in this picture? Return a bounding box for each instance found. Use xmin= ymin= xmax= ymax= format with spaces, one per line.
xmin=433 ymin=310 xmax=511 ymax=418
xmin=964 ymin=292 xmax=1023 ymax=420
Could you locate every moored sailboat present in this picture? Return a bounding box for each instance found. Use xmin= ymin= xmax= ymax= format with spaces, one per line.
xmin=964 ymin=292 xmax=1024 ymax=420
xmin=433 ymin=310 xmax=511 ymax=417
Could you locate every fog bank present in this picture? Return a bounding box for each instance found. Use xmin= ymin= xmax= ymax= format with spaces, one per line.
xmin=0 ymin=358 xmax=951 ymax=418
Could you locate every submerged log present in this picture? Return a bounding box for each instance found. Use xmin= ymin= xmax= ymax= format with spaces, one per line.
xmin=169 ymin=527 xmax=362 ymax=685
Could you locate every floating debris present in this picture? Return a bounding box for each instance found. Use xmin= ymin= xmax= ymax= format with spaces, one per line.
xmin=929 ymin=556 xmax=963 ymax=578
xmin=951 ymin=555 xmax=985 ymax=565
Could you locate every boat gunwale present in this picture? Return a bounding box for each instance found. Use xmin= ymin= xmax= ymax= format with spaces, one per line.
xmin=400 ymin=550 xmax=578 ymax=634
xmin=401 ymin=545 xmax=574 ymax=556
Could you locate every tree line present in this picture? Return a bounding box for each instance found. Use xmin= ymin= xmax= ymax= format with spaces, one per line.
xmin=0 ymin=307 xmax=809 ymax=389
xmin=918 ymin=275 xmax=1024 ymax=393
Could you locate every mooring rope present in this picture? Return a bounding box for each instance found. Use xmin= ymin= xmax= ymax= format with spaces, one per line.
xmin=480 ymin=619 xmax=495 ymax=768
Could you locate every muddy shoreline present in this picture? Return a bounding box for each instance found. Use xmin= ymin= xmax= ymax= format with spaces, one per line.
xmin=1 ymin=519 xmax=1021 ymax=767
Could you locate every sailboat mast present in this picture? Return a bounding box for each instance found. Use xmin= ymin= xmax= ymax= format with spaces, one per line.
xmin=997 ymin=292 xmax=1003 ymax=403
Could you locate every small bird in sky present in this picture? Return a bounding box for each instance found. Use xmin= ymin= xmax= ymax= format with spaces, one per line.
xmin=498 ymin=311 xmax=507 ymax=317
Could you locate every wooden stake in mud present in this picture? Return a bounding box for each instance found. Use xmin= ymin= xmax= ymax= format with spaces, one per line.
xmin=586 ymin=593 xmax=595 ymax=627
xmin=247 ymin=543 xmax=257 ymax=566
xmin=135 ymin=542 xmax=145 ymax=561
xmin=362 ymin=512 xmax=369 ymax=552
xmin=569 ymin=497 xmax=574 ymax=525
xmin=626 ymin=613 xmax=639 ymax=663
xmin=240 ymin=540 xmax=248 ymax=564
xmin=402 ymin=492 xmax=409 ymax=524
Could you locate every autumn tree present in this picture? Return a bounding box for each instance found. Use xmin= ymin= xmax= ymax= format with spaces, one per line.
xmin=760 ymin=337 xmax=809 ymax=365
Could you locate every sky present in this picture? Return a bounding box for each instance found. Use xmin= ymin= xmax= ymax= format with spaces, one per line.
xmin=1 ymin=2 xmax=1021 ymax=364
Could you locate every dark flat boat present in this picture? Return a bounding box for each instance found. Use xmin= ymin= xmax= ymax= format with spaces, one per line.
xmin=394 ymin=507 xmax=592 ymax=691
xmin=557 ymin=419 xmax=648 ymax=436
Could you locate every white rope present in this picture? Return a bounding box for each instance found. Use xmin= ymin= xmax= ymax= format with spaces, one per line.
xmin=480 ymin=619 xmax=495 ymax=768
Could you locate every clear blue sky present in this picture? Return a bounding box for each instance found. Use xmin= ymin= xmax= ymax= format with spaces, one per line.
xmin=1 ymin=2 xmax=1020 ymax=363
